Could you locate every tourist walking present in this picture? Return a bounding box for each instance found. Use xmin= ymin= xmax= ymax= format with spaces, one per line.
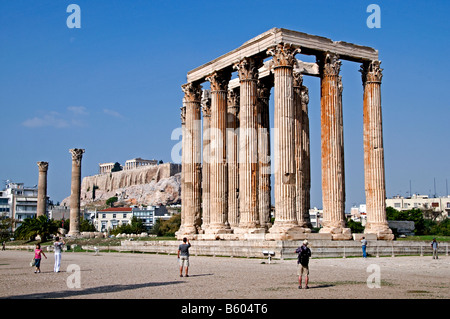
xmin=178 ymin=237 xmax=191 ymax=277
xmin=53 ymin=236 xmax=65 ymax=272
xmin=295 ymin=240 xmax=312 ymax=289
xmin=431 ymin=238 xmax=439 ymax=259
xmin=361 ymin=236 xmax=368 ymax=258
xmin=33 ymin=243 xmax=47 ymax=273
xmin=2 ymin=241 xmax=5 ymax=251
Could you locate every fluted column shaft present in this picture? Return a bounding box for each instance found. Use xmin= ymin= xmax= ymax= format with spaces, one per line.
xmin=257 ymin=77 xmax=273 ymax=229
xmin=227 ymin=89 xmax=240 ymax=228
xmin=361 ymin=61 xmax=394 ymax=240
xmin=235 ymin=57 xmax=263 ymax=232
xmin=180 ymin=83 xmax=202 ymax=235
xmin=36 ymin=162 xmax=49 ymax=217
xmin=69 ymin=149 xmax=84 ymax=236
xmin=178 ymin=105 xmax=187 ymax=236
xmin=319 ymin=53 xmax=348 ymax=238
xmin=205 ymin=70 xmax=231 ymax=233
xmin=301 ymin=85 xmax=312 ymax=227
xmin=201 ymin=90 xmax=211 ymax=229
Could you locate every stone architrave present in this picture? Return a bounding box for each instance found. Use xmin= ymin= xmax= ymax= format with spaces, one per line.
xmin=201 ymin=90 xmax=212 ymax=231
xmin=257 ymin=76 xmax=273 ymax=230
xmin=68 ymin=148 xmax=84 ymax=236
xmin=205 ymin=70 xmax=232 ymax=234
xmin=179 ymin=82 xmax=203 ymax=236
xmin=36 ymin=161 xmax=49 ymax=217
xmin=318 ymin=52 xmax=351 ymax=240
xmin=227 ymin=88 xmax=240 ymax=228
xmin=360 ymin=60 xmax=394 ymax=240
xmin=234 ymin=57 xmax=265 ymax=235
xmin=266 ymin=43 xmax=306 ymax=240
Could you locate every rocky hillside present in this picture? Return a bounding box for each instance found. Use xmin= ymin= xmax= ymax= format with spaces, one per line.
xmin=61 ymin=163 xmax=181 ymax=208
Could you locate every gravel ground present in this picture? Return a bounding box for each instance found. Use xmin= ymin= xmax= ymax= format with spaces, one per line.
xmin=0 ymin=250 xmax=449 ymax=299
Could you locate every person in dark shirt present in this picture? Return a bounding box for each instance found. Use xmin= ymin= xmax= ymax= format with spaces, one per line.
xmin=178 ymin=237 xmax=191 ymax=277
xmin=295 ymin=240 xmax=312 ymax=289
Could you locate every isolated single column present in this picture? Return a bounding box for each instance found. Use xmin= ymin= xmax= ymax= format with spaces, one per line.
xmin=68 ymin=148 xmax=84 ymax=236
xmin=36 ymin=161 xmax=49 ymax=217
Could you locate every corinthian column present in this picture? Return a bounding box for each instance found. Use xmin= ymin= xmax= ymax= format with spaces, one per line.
xmin=176 ymin=104 xmax=187 ymax=238
xmin=233 ymin=57 xmax=265 ymax=235
xmin=361 ymin=60 xmax=394 ymax=240
xmin=266 ymin=43 xmax=305 ymax=240
xmin=318 ymin=52 xmax=351 ymax=240
xmin=257 ymin=76 xmax=273 ymax=230
xmin=36 ymin=161 xmax=49 ymax=217
xmin=201 ymin=90 xmax=212 ymax=231
xmin=205 ymin=70 xmax=232 ymax=234
xmin=178 ymin=82 xmax=202 ymax=237
xmin=301 ymin=85 xmax=312 ymax=227
xmin=69 ymin=148 xmax=84 ymax=236
xmin=227 ymin=88 xmax=240 ymax=228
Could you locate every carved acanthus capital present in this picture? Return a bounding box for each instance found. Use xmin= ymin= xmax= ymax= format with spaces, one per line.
xmin=267 ymin=43 xmax=300 ymax=69
xmin=181 ymin=82 xmax=202 ymax=102
xmin=37 ymin=161 xmax=49 ymax=172
xmin=257 ymin=78 xmax=272 ymax=101
xmin=206 ymin=70 xmax=231 ymax=92
xmin=318 ymin=52 xmax=341 ymax=77
xmin=337 ymin=76 xmax=343 ymax=95
xmin=70 ymin=149 xmax=85 ymax=164
xmin=180 ymin=105 xmax=186 ymax=124
xmin=234 ymin=57 xmax=263 ymax=82
xmin=201 ymin=89 xmax=211 ymax=118
xmin=301 ymin=86 xmax=310 ymax=106
xmin=227 ymin=89 xmax=240 ymax=107
xmin=360 ymin=60 xmax=383 ymax=84
xmin=293 ymin=71 xmax=303 ymax=94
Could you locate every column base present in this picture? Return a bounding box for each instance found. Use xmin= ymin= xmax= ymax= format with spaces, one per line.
xmin=319 ymin=226 xmax=352 ymax=240
xmin=364 ymin=223 xmax=394 ymax=240
xmin=203 ymin=224 xmax=233 ymax=235
xmin=266 ymin=223 xmax=310 ymax=241
xmin=67 ymin=230 xmax=80 ymax=237
xmin=175 ymin=225 xmax=198 ymax=239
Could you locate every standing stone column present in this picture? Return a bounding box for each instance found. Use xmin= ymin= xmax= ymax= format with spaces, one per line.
xmin=360 ymin=60 xmax=394 ymax=240
xmin=176 ymin=104 xmax=187 ymax=238
xmin=36 ymin=161 xmax=49 ymax=217
xmin=266 ymin=43 xmax=305 ymax=240
xmin=201 ymin=90 xmax=212 ymax=231
xmin=257 ymin=77 xmax=273 ymax=230
xmin=234 ymin=57 xmax=264 ymax=235
xmin=179 ymin=82 xmax=202 ymax=236
xmin=300 ymin=85 xmax=312 ymax=227
xmin=318 ymin=52 xmax=351 ymax=240
xmin=227 ymin=88 xmax=240 ymax=228
xmin=205 ymin=70 xmax=232 ymax=234
xmin=68 ymin=148 xmax=84 ymax=236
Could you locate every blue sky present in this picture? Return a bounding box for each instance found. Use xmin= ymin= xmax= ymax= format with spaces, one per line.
xmin=0 ymin=0 xmax=449 ymax=210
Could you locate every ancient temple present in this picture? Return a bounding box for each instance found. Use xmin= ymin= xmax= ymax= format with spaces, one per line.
xmin=177 ymin=28 xmax=393 ymax=241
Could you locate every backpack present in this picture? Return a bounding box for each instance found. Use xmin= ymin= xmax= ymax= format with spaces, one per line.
xmin=298 ymin=246 xmax=310 ymax=265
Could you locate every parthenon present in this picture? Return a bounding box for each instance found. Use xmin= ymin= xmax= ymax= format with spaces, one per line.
xmin=177 ymin=28 xmax=394 ymax=241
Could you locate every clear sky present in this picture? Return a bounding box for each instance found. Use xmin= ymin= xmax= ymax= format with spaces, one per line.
xmin=1 ymin=0 xmax=449 ymax=210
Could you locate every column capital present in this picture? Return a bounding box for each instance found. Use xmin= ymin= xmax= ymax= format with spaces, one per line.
xmin=360 ymin=60 xmax=383 ymax=84
xmin=257 ymin=76 xmax=274 ymax=101
xmin=201 ymin=90 xmax=211 ymax=118
xmin=227 ymin=89 xmax=240 ymax=113
xmin=318 ymin=52 xmax=341 ymax=77
xmin=234 ymin=56 xmax=263 ymax=82
xmin=37 ymin=161 xmax=49 ymax=172
xmin=301 ymin=85 xmax=310 ymax=106
xmin=267 ymin=43 xmax=300 ymax=69
xmin=206 ymin=70 xmax=231 ymax=92
xmin=180 ymin=105 xmax=186 ymax=124
xmin=182 ymin=82 xmax=203 ymax=102
xmin=70 ymin=148 xmax=85 ymax=162
xmin=293 ymin=71 xmax=303 ymax=94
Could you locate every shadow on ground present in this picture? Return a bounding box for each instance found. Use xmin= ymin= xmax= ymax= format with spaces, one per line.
xmin=2 ymin=281 xmax=184 ymax=299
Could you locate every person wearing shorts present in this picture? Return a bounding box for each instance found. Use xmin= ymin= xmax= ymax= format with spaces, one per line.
xmin=295 ymin=240 xmax=311 ymax=289
xmin=178 ymin=237 xmax=191 ymax=277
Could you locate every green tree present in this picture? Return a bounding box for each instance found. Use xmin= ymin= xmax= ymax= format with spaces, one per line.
xmin=347 ymin=219 xmax=364 ymax=233
xmin=110 ymin=216 xmax=146 ymax=235
xmin=14 ymin=215 xmax=58 ymax=241
xmin=106 ymin=196 xmax=118 ymax=207
xmin=0 ymin=214 xmax=13 ymax=241
xmin=158 ymin=214 xmax=181 ymax=237
xmin=386 ymin=207 xmax=426 ymax=235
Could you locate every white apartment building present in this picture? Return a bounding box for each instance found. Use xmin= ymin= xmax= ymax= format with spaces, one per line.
xmin=386 ymin=195 xmax=450 ymax=220
xmin=0 ymin=182 xmax=39 ymax=230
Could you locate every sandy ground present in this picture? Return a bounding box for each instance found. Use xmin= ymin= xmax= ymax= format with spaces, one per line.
xmin=0 ymin=250 xmax=449 ymax=300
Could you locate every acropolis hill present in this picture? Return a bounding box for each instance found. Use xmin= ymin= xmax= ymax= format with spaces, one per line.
xmin=61 ymin=161 xmax=181 ymax=208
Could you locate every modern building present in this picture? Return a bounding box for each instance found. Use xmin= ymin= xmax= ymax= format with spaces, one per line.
xmin=0 ymin=182 xmax=39 ymax=230
xmin=386 ymin=195 xmax=450 ymax=220
xmin=95 ymin=205 xmax=172 ymax=232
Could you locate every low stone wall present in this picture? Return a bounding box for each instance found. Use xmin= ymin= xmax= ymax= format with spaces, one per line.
xmin=119 ymin=240 xmax=450 ymax=259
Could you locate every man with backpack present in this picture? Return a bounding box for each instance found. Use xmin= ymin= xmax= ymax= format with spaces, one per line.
xmin=295 ymin=239 xmax=312 ymax=289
